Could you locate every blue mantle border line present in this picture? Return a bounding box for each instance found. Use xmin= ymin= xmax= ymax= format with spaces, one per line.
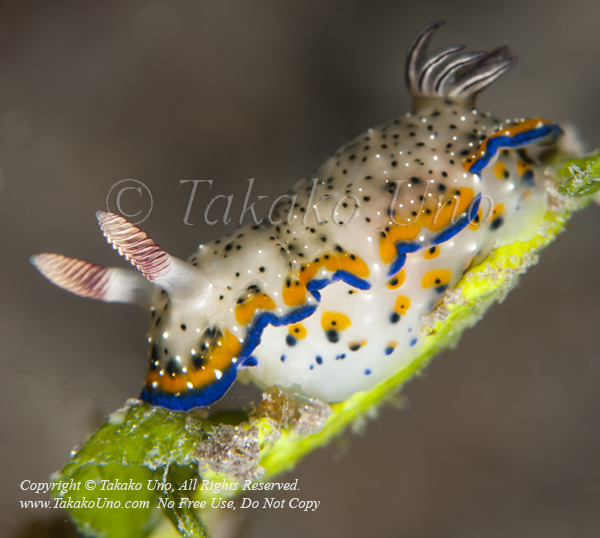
xmin=139 ymin=271 xmax=371 ymax=410
xmin=138 ymin=124 xmax=561 ymax=410
xmin=467 ymin=123 xmax=563 ymax=174
xmin=387 ymin=193 xmax=482 ymax=277
xmin=238 ymin=270 xmax=372 ymax=362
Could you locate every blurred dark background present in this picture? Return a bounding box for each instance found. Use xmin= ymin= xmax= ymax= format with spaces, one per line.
xmin=2 ymin=1 xmax=600 ymax=537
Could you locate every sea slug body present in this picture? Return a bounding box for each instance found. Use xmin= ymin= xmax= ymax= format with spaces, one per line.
xmin=32 ymin=23 xmax=564 ymax=411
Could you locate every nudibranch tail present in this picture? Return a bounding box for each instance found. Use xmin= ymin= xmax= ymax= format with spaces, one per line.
xmin=30 ymin=253 xmax=154 ymax=305
xmin=407 ymin=21 xmax=516 ymax=102
xmin=96 ymin=211 xmax=204 ymax=301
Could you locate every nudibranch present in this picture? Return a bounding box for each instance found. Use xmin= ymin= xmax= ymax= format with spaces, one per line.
xmin=33 ymin=23 xmax=564 ymax=411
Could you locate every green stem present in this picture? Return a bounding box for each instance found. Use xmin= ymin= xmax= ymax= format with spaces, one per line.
xmin=160 ymin=470 xmax=210 ymax=538
xmin=557 ymin=156 xmax=600 ymax=196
